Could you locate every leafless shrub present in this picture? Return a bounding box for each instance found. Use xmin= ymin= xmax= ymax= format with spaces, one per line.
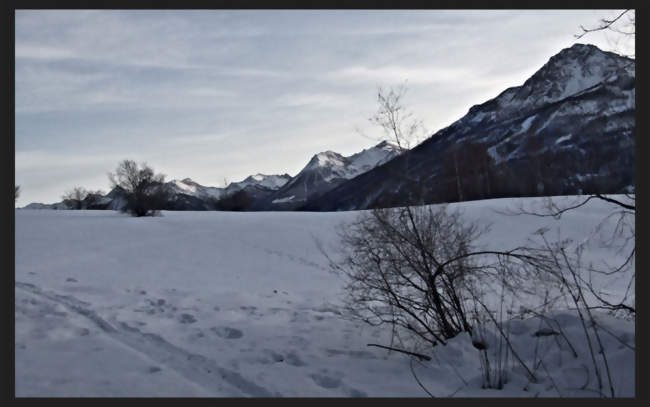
xmin=61 ymin=186 xmax=89 ymax=209
xmin=501 ymin=195 xmax=635 ymax=316
xmin=108 ymin=160 xmax=169 ymax=217
xmin=334 ymin=204 xmax=482 ymax=348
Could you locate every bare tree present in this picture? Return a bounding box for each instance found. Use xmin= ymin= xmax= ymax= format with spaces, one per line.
xmin=328 ymin=87 xmax=540 ymax=361
xmin=108 ymin=160 xmax=169 ymax=217
xmin=62 ymin=186 xmax=89 ymax=209
xmin=370 ymin=84 xmax=426 ymax=151
xmin=366 ymin=85 xmax=431 ymax=208
xmin=335 ymin=205 xmax=481 ymax=345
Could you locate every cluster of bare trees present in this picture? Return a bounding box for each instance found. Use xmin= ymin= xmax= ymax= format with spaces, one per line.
xmin=55 ymin=159 xmax=260 ymax=214
xmin=61 ymin=187 xmax=105 ymax=210
xmin=56 ymin=160 xmax=169 ymax=216
xmin=108 ymin=160 xmax=170 ymax=217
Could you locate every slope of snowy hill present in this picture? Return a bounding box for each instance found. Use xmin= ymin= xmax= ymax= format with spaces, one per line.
xmin=15 ymin=196 xmax=634 ymax=397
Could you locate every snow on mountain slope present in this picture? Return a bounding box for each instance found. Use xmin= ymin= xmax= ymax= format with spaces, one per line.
xmin=167 ymin=178 xmax=225 ymax=200
xmin=15 ymin=196 xmax=634 ymax=397
xmin=268 ymin=141 xmax=402 ymax=208
xmin=459 ymin=44 xmax=633 ymax=130
xmin=301 ymin=151 xmax=350 ymax=183
xmin=226 ymin=173 xmax=291 ymax=193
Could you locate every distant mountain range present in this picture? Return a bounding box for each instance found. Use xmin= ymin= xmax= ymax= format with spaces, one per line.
xmin=22 ymin=43 xmax=634 ymax=212
xmin=22 ymin=141 xmax=402 ymax=211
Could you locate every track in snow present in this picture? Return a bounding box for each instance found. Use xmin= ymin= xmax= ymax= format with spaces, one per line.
xmin=15 ymin=281 xmax=275 ymax=397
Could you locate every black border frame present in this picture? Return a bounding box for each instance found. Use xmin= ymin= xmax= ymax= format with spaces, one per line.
xmin=3 ymin=1 xmax=647 ymax=404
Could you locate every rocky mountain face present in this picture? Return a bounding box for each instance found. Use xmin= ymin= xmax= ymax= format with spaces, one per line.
xmin=303 ymin=43 xmax=635 ymax=211
xmin=258 ymin=141 xmax=402 ymax=210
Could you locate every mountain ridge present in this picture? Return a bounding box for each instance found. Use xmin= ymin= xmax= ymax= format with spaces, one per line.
xmin=302 ymin=43 xmax=635 ymax=210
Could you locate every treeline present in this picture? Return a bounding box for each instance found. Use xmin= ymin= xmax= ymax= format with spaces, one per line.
xmin=372 ymin=135 xmax=633 ymax=209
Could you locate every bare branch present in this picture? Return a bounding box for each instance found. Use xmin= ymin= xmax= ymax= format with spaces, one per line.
xmin=367 ymin=343 xmax=431 ymax=361
xmin=575 ymin=10 xmax=632 ymax=39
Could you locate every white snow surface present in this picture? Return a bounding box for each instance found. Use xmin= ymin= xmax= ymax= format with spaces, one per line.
xmin=15 ymin=196 xmax=634 ymax=397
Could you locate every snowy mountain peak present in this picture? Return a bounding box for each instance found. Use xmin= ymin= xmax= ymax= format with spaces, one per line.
xmin=228 ymin=173 xmax=292 ymax=191
xmin=523 ymin=43 xmax=632 ymax=101
xmin=460 ymin=44 xmax=632 ymax=129
xmin=171 ymin=179 xmax=198 ymax=193
xmin=270 ymin=141 xmax=404 ymax=208
xmin=306 ymin=151 xmax=347 ymax=170
xmin=166 ymin=178 xmax=224 ymax=203
xmin=374 ymin=140 xmax=401 ymax=151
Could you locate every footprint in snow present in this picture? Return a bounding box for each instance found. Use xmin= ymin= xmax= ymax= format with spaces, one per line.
xmin=310 ymin=373 xmax=341 ymax=389
xmin=179 ymin=313 xmax=197 ymax=324
xmin=211 ymin=326 xmax=244 ymax=339
xmin=259 ymin=349 xmax=285 ymax=364
xmin=76 ymin=328 xmax=90 ymax=336
xmin=285 ymin=351 xmax=306 ymax=366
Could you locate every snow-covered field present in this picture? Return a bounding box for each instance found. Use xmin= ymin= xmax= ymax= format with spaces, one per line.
xmin=15 ymin=197 xmax=635 ymax=397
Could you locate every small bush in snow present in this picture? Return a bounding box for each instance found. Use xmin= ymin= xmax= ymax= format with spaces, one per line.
xmin=108 ymin=160 xmax=169 ymax=217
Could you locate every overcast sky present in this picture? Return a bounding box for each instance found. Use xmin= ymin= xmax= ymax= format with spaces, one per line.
xmin=14 ymin=9 xmax=633 ymax=206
